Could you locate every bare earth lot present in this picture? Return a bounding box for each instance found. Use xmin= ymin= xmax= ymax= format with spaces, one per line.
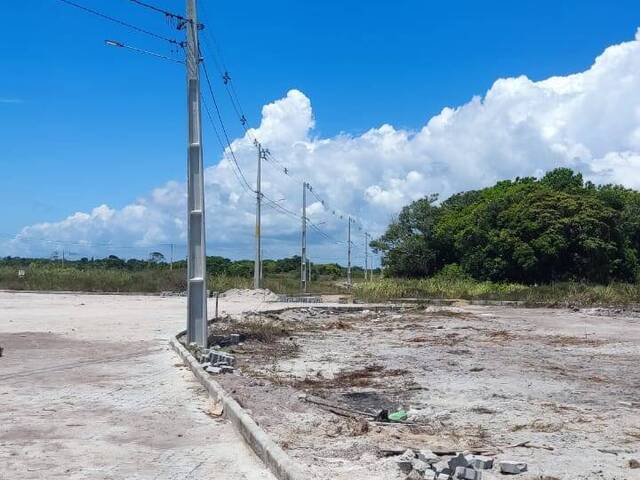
xmin=0 ymin=291 xmax=275 ymax=480
xmin=213 ymin=304 xmax=640 ymax=480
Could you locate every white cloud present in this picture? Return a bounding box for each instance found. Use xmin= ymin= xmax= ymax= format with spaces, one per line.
xmin=5 ymin=29 xmax=640 ymax=263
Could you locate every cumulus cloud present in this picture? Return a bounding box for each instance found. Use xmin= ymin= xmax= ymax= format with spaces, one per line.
xmin=6 ymin=29 xmax=640 ymax=262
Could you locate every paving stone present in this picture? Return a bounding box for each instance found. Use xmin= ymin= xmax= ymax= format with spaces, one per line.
xmin=417 ymin=449 xmax=440 ymax=464
xmin=449 ymin=453 xmax=470 ymax=471
xmin=433 ymin=460 xmax=451 ymax=476
xmin=455 ymin=466 xmax=483 ymax=479
xmin=396 ymin=449 xmax=416 ymax=474
xmin=499 ymin=460 xmax=528 ymax=474
xmin=465 ymin=454 xmax=494 ymax=470
xmin=205 ymin=366 xmax=222 ymax=374
xmin=406 ymin=470 xmax=423 ymax=480
xmin=208 ymin=350 xmax=235 ymax=366
xmin=412 ymin=459 xmax=429 ymax=474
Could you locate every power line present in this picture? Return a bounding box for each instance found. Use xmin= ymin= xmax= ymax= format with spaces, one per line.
xmin=56 ymin=0 xmax=181 ymax=45
xmin=128 ymin=0 xmax=187 ymax=22
xmin=200 ymin=59 xmax=253 ymax=192
xmin=192 ymin=17 xmax=366 ymax=237
xmin=201 ymin=97 xmax=253 ymax=194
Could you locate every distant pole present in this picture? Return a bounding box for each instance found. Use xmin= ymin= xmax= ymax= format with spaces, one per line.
xmin=301 ymin=182 xmax=307 ymax=293
xmin=185 ymin=0 xmax=207 ymax=348
xmin=254 ymin=142 xmax=262 ymax=289
xmin=61 ymin=249 xmax=65 ymax=267
xmin=347 ymin=217 xmax=352 ymax=286
xmin=170 ymin=243 xmax=174 ymax=270
xmin=364 ymin=232 xmax=369 ymax=281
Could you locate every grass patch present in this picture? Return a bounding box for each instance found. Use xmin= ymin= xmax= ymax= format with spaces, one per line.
xmin=353 ymin=277 xmax=640 ymax=306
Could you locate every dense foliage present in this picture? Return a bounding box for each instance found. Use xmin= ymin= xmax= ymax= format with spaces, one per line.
xmin=372 ymin=168 xmax=640 ymax=283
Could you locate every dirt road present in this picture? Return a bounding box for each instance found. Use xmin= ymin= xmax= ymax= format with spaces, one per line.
xmin=0 ymin=291 xmax=275 ymax=480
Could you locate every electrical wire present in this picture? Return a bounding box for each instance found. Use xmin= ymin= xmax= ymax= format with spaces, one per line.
xmin=56 ymin=0 xmax=181 ymax=45
xmin=200 ymin=59 xmax=253 ymax=192
xmin=128 ymin=0 xmax=187 ymax=22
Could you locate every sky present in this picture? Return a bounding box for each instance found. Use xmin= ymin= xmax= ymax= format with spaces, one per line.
xmin=1 ymin=1 xmax=640 ymax=264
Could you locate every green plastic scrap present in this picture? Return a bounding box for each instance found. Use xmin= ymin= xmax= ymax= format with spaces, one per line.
xmin=388 ymin=409 xmax=408 ymax=422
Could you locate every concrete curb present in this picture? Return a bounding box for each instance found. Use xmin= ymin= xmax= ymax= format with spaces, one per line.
xmin=169 ymin=335 xmax=306 ymax=480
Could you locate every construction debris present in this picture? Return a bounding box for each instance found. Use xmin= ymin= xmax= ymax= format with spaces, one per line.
xmin=390 ymin=449 xmax=530 ymax=479
xmin=499 ymin=460 xmax=528 ymax=474
xmin=465 ymin=454 xmax=493 ymax=470
xmin=396 ymin=449 xmax=415 ymax=474
xmin=454 ymin=466 xmax=482 ymax=479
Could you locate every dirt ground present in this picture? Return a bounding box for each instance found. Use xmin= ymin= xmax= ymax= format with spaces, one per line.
xmin=0 ymin=291 xmax=275 ymax=480
xmin=213 ymin=304 xmax=640 ymax=480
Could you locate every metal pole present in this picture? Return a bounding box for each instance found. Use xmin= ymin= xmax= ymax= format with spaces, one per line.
xmin=185 ymin=0 xmax=208 ymax=347
xmin=254 ymin=143 xmax=262 ymax=289
xmin=301 ymin=182 xmax=307 ymax=293
xmin=347 ymin=217 xmax=352 ymax=286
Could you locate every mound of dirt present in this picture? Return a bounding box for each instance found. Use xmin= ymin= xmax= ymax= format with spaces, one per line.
xmin=220 ymin=288 xmax=279 ymax=302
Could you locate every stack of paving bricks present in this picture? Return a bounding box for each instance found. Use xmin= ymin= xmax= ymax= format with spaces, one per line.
xmin=396 ymin=449 xmax=527 ymax=479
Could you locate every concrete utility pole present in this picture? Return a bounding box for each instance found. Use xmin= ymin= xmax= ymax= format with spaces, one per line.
xmin=185 ymin=0 xmax=208 ymax=347
xmin=254 ymin=143 xmax=262 ymax=289
xmin=169 ymin=243 xmax=174 ymax=270
xmin=301 ymin=182 xmax=308 ymax=293
xmin=347 ymin=216 xmax=352 ymax=286
xmin=364 ymin=232 xmax=369 ymax=281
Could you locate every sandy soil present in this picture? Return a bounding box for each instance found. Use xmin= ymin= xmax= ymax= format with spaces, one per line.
xmin=214 ymin=304 xmax=640 ymax=480
xmin=0 ymin=291 xmax=276 ymax=480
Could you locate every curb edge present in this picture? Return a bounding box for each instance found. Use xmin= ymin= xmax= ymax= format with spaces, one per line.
xmin=169 ymin=335 xmax=306 ymax=480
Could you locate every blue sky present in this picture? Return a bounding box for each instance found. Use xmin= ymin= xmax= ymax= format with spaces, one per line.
xmin=1 ymin=1 xmax=640 ymax=260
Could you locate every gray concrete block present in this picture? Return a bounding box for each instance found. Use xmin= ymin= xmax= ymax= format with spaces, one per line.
xmin=396 ymin=449 xmax=416 ymax=474
xmin=230 ymin=333 xmax=241 ymax=344
xmin=411 ymin=459 xmax=429 ymax=474
xmin=455 ymin=466 xmax=482 ymax=479
xmin=220 ymin=365 xmax=234 ymax=374
xmin=406 ymin=470 xmax=423 ymax=480
xmin=422 ymin=471 xmax=437 ymax=480
xmin=499 ymin=460 xmax=528 ymax=474
xmin=449 ymin=453 xmax=470 ymax=471
xmin=417 ymin=449 xmax=440 ymax=464
xmin=465 ymin=454 xmax=494 ymax=470
xmin=208 ymin=350 xmax=235 ymax=366
xmin=205 ymin=366 xmax=222 ymax=374
xmin=433 ymin=460 xmax=451 ymax=475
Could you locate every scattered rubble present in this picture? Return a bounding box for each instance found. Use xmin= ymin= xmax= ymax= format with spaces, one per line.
xmin=499 ymin=460 xmax=528 ymax=474
xmin=189 ymin=305 xmax=639 ymax=479
xmin=465 ymin=454 xmax=493 ymax=470
xmin=190 ymin=342 xmax=239 ymax=375
xmin=396 ymin=449 xmax=415 ymax=474
xmin=392 ymin=450 xmax=527 ymax=479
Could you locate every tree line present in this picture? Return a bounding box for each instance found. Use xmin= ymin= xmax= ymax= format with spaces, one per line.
xmin=0 ymin=254 xmax=367 ymax=280
xmin=372 ymin=168 xmax=640 ymax=284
